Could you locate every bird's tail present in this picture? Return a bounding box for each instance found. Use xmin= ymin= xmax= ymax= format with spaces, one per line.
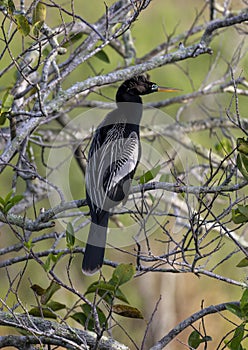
xmin=82 ymin=213 xmax=109 ymax=275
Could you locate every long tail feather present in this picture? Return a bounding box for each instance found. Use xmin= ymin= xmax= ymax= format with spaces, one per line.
xmin=82 ymin=214 xmax=109 ymax=275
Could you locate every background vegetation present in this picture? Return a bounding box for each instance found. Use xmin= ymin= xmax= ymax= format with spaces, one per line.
xmin=0 ymin=0 xmax=248 ymax=349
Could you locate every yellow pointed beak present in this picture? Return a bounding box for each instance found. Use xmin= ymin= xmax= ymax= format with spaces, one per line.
xmin=157 ymin=86 xmax=182 ymax=92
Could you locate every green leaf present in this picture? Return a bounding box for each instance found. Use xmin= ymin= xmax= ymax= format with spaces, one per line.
xmin=237 ymin=258 xmax=248 ymax=268
xmin=226 ymin=303 xmax=242 ymax=319
xmin=139 ymin=165 xmax=161 ymax=184
xmin=58 ymin=251 xmax=64 ymax=260
xmin=31 ymin=284 xmax=46 ymax=296
xmin=0 ymin=196 xmax=5 ymax=206
xmin=41 ymin=281 xmax=61 ymax=305
xmin=0 ymin=90 xmax=14 ymax=121
xmin=33 ymin=21 xmax=44 ymax=38
xmin=99 ymin=286 xmax=129 ymax=304
xmin=53 ymin=251 xmax=64 ymax=262
xmin=29 ymin=307 xmax=57 ymax=319
xmin=86 ymin=264 xmax=136 ymax=304
xmin=110 ymin=263 xmax=136 ymax=287
xmin=188 ymin=331 xmax=211 ymax=349
xmin=72 ymin=304 xmax=107 ymax=331
xmin=24 ymin=238 xmax=35 ymax=250
xmin=237 ymin=138 xmax=248 ymax=156
xmin=238 ymin=205 xmax=248 ymax=219
xmin=214 ymin=138 xmax=232 ymax=156
xmin=188 ymin=330 xmax=202 ymax=349
xmin=3 ymin=202 xmax=14 ymax=214
xmin=71 ymin=312 xmax=90 ymax=327
xmin=10 ymin=194 xmax=24 ymax=205
xmin=0 ymin=0 xmax=8 ymax=9
xmin=204 ymin=336 xmax=213 ymax=343
xmin=32 ymin=1 xmax=46 ymax=24
xmin=7 ymin=0 xmax=15 ymax=13
xmin=241 ymin=153 xmax=248 ymax=173
xmin=232 ymin=206 xmax=248 ymax=224
xmin=4 ymin=190 xmax=13 ymax=203
xmin=237 ymin=153 xmax=248 ymax=181
xmin=14 ymin=14 xmax=30 ymax=36
xmin=240 ymin=289 xmax=248 ymax=314
xmin=81 ymin=304 xmax=107 ymax=326
xmin=80 ymin=303 xmax=92 ymax=316
xmin=4 ymin=199 xmax=22 ymax=213
xmin=43 ymin=254 xmax=51 ymax=272
xmin=85 ymin=281 xmax=129 ymax=304
xmin=0 ymin=0 xmax=15 ymax=13
xmin=85 ymin=281 xmax=116 ymax=295
xmin=0 ymin=114 xmax=7 ymax=125
xmin=113 ymin=288 xmax=129 ymax=304
xmin=0 ymin=192 xmax=24 ymax=214
xmin=112 ymin=304 xmax=143 ymax=319
xmin=32 ymin=1 xmax=46 ymax=37
xmin=229 ymin=324 xmax=244 ymax=350
xmin=94 ymin=50 xmax=110 ymax=63
xmin=42 ymin=252 xmax=62 ymax=272
xmin=46 ymin=301 xmax=66 ymax=311
xmin=66 ymin=222 xmax=75 ymax=247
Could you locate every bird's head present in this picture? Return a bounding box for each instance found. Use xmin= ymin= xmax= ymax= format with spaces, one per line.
xmin=122 ymin=75 xmax=157 ymax=96
xmin=116 ymin=75 xmax=180 ymax=103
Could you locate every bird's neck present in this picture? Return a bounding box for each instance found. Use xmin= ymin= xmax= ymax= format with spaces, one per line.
xmin=116 ymin=90 xmax=142 ymax=105
xmin=116 ymin=101 xmax=143 ymax=124
xmin=116 ymin=91 xmax=143 ymax=124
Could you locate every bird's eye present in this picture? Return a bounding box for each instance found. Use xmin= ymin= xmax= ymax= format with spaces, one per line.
xmin=151 ymin=83 xmax=158 ymax=91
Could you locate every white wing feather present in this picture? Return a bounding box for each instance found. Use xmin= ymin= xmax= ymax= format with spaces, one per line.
xmin=107 ymin=134 xmax=139 ymax=190
xmin=86 ymin=127 xmax=140 ymax=211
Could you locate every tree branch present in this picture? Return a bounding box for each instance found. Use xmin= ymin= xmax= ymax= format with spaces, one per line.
xmin=149 ymin=302 xmax=240 ymax=350
xmin=0 ymin=311 xmax=129 ymax=350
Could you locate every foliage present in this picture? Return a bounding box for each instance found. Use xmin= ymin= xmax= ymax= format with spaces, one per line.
xmin=72 ymin=263 xmax=142 ymax=331
xmin=232 ymin=138 xmax=248 ymax=224
xmin=224 ymin=289 xmax=248 ymax=350
xmin=0 ymin=191 xmax=23 ymax=214
xmin=188 ymin=330 xmax=212 ymax=349
xmin=0 ymin=89 xmax=14 ymax=124
xmin=0 ymin=0 xmax=248 ymax=349
xmin=30 ymin=281 xmax=66 ymax=318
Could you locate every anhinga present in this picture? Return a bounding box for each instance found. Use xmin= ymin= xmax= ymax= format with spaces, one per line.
xmin=82 ymin=75 xmax=179 ymax=275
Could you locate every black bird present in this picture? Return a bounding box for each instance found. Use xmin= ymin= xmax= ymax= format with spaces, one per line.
xmin=82 ymin=75 xmax=179 ymax=275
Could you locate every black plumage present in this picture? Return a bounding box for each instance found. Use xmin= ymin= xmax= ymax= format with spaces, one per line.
xmin=82 ymin=75 xmax=178 ymax=275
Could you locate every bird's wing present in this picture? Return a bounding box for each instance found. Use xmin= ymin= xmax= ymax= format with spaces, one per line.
xmin=104 ymin=131 xmax=140 ymax=192
xmin=85 ymin=127 xmax=107 ymax=212
xmin=86 ymin=130 xmax=140 ymax=212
